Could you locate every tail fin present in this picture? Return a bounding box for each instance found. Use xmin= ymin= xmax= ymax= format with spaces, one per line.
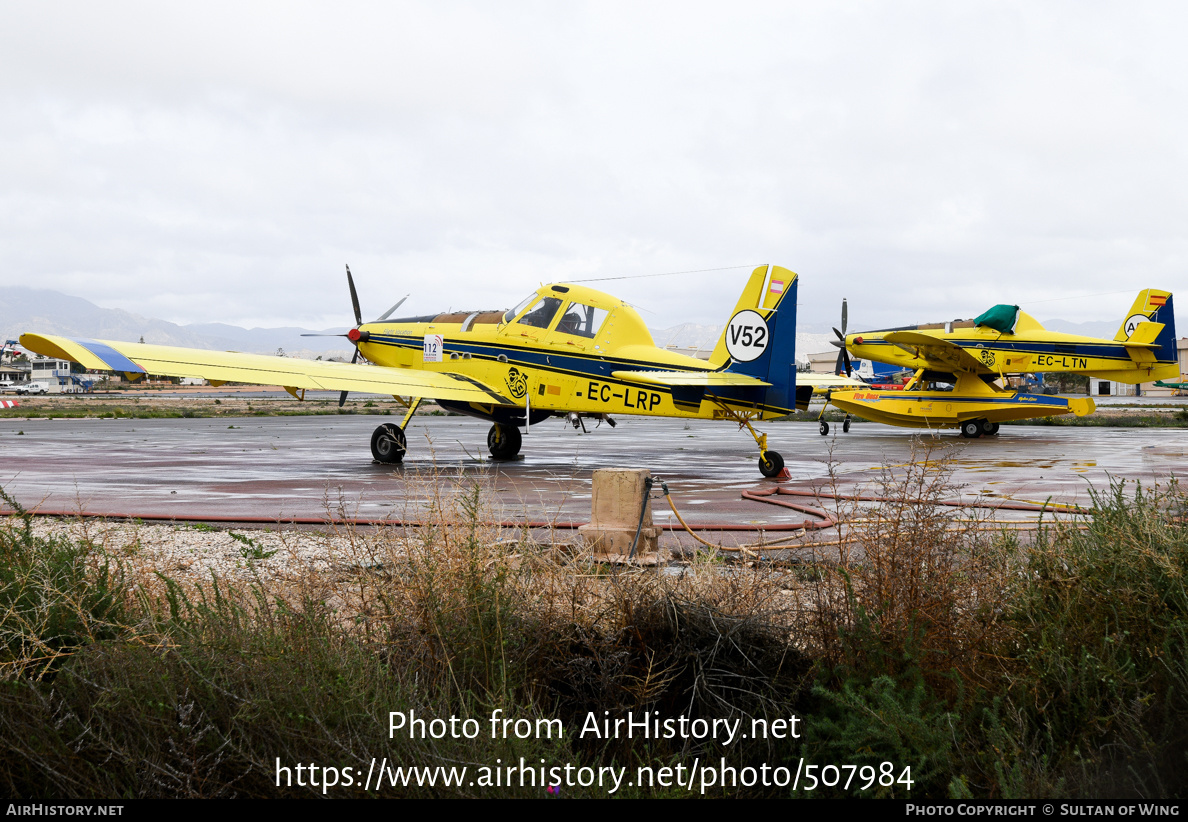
xmin=1115 ymin=289 xmax=1176 ymax=364
xmin=708 ymin=265 xmax=793 ymax=367
xmin=712 ymin=264 xmax=800 ymax=414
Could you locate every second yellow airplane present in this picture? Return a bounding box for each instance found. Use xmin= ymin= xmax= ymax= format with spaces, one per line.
xmin=816 ymin=290 xmax=1175 ymax=436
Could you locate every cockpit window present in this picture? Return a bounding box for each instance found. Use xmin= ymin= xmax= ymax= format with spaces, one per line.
xmin=503 ymin=294 xmax=537 ymax=324
xmin=514 ymin=296 xmax=563 ymax=329
xmin=554 ymin=302 xmax=609 ymax=339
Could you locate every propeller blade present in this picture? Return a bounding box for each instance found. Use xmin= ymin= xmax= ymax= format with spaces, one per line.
xmin=832 ymin=327 xmax=845 ymax=341
xmin=841 ymin=298 xmax=848 ymax=335
xmin=829 ymin=339 xmax=842 ymax=349
xmin=834 ymin=349 xmax=846 ymax=375
xmin=843 ymin=350 xmax=852 ymax=377
xmin=300 ymin=332 xmax=351 ymax=337
xmin=338 ymin=348 xmax=361 ymax=407
xmin=346 ymin=264 xmax=363 ymax=327
xmin=375 ymin=295 xmax=409 ymax=323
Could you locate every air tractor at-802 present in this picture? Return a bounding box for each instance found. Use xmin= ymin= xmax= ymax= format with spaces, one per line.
xmin=22 ymin=265 xmax=813 ymax=477
xmin=817 ymin=290 xmax=1176 ymax=437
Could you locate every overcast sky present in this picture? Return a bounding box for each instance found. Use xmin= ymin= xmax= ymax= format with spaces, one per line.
xmin=2 ymin=2 xmax=1186 ymax=334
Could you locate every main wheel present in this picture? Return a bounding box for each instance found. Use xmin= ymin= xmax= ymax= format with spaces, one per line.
xmin=981 ymin=420 xmax=1000 ymax=436
xmin=370 ymin=423 xmax=407 ymax=463
xmin=819 ymin=420 xmax=830 ymax=436
xmin=487 ymin=423 xmax=523 ymax=459
xmin=960 ymin=420 xmax=982 ymax=438
xmin=759 ymin=450 xmax=785 ymax=478
xmin=842 ymin=416 xmax=851 ymax=433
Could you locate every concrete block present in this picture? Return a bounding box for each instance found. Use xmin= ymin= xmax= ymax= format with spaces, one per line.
xmin=578 ymin=468 xmax=668 ymax=562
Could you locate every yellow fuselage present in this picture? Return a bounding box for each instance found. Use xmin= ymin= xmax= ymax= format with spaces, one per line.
xmin=354 ymin=282 xmax=793 ymax=422
xmin=845 ymin=304 xmax=1177 ymax=385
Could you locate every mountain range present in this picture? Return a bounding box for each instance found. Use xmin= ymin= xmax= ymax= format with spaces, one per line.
xmin=1 ymin=286 xmax=1122 ymax=361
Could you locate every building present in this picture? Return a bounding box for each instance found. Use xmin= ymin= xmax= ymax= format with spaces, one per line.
xmin=29 ymin=355 xmax=94 ymax=393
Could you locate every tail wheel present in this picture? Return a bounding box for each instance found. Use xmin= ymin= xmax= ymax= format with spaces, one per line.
xmin=370 ymin=423 xmax=407 ymax=463
xmin=487 ymin=423 xmax=523 ymax=459
xmin=819 ymin=420 xmax=830 ymax=436
xmin=842 ymin=416 xmax=851 ymax=433
xmin=759 ymin=450 xmax=785 ymax=478
xmin=960 ymin=420 xmax=982 ymax=438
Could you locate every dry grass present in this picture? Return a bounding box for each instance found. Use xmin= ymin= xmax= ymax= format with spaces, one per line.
xmin=2 ymin=451 xmax=1187 ymax=798
xmin=798 ymin=443 xmax=1012 ymax=693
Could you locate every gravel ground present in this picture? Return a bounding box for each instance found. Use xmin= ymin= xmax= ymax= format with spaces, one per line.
xmin=28 ymin=517 xmax=410 ymax=589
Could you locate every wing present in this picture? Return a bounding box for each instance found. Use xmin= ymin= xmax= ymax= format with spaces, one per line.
xmin=609 ymin=369 xmax=771 ymax=387
xmin=19 ymin=334 xmax=514 ymax=405
xmin=881 ymin=331 xmax=988 ymax=373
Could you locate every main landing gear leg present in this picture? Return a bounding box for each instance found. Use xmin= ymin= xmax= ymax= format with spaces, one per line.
xmin=488 ymin=423 xmax=523 ymax=460
xmin=817 ymin=395 xmax=831 ymax=436
xmin=399 ymin=397 xmax=422 ymax=429
xmin=738 ymin=417 xmax=785 ymax=479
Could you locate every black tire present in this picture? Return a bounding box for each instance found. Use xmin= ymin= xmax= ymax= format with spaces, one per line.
xmin=842 ymin=417 xmax=851 ymax=433
xmin=370 ymin=423 xmax=406 ymax=463
xmin=981 ymin=420 xmax=1000 ymax=436
xmin=819 ymin=420 xmax=829 ymax=436
xmin=759 ymin=450 xmax=785 ymax=478
xmin=487 ymin=423 xmax=523 ymax=459
xmin=960 ymin=420 xmax=982 ymax=438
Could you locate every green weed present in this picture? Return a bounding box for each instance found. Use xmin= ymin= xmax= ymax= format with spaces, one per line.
xmin=229 ymin=532 xmax=276 ymax=561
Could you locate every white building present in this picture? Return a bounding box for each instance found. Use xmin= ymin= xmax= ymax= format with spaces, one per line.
xmin=29 ymin=355 xmax=94 ymax=393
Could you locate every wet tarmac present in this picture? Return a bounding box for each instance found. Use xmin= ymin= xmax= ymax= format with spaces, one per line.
xmin=2 ymin=413 xmax=1186 ymax=552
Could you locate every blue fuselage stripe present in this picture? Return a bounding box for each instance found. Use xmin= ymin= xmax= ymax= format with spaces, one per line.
xmin=858 ymin=338 xmax=1169 ymax=363
xmin=365 ymin=333 xmax=796 ymax=412
xmin=851 ymin=392 xmax=1070 ymax=407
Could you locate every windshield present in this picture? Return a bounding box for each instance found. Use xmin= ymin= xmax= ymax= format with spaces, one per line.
xmin=514 ymin=296 xmax=563 ymax=329
xmin=503 ymin=294 xmax=538 ymax=324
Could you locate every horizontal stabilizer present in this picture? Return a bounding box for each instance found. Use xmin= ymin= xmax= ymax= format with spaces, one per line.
xmin=610 ymin=369 xmax=771 ymax=388
xmin=798 ymin=373 xmax=867 ymax=391
xmin=1123 ymin=321 xmax=1164 ymax=363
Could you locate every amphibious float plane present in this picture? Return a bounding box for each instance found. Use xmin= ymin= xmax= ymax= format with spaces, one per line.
xmin=21 ymin=265 xmax=813 ymax=477
xmin=817 ymin=290 xmax=1176 ymax=436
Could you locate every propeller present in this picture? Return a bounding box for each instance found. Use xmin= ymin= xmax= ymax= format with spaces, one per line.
xmin=828 ymin=298 xmax=852 ymax=376
xmin=375 ymin=295 xmax=409 ymax=322
xmin=300 ymin=264 xmax=399 ymax=407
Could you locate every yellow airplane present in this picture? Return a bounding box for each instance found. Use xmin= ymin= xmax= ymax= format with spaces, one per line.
xmin=815 ymin=290 xmax=1175 ymax=436
xmin=843 ymin=290 xmax=1177 ymax=384
xmin=21 ymin=264 xmax=814 ymax=477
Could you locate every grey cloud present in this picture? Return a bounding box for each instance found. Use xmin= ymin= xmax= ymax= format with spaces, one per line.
xmin=1 ymin=2 xmax=1186 ymax=334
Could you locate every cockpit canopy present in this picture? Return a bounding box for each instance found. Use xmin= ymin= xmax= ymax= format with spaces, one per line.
xmin=503 ymin=285 xmax=618 ymax=342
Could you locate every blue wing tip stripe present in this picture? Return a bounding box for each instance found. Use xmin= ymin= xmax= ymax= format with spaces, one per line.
xmin=73 ymin=338 xmax=147 ymax=374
